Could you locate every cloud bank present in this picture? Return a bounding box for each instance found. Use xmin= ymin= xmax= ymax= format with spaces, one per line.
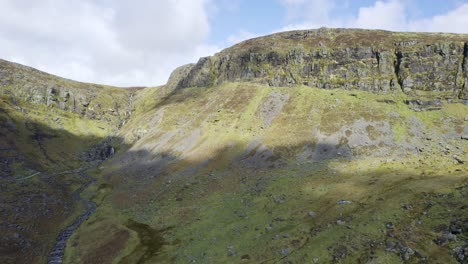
xmin=0 ymin=0 xmax=219 ymax=87
xmin=280 ymin=0 xmax=468 ymax=34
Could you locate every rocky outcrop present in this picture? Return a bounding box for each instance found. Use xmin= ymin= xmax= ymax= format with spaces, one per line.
xmin=0 ymin=59 xmax=138 ymax=127
xmin=172 ymin=28 xmax=468 ymax=99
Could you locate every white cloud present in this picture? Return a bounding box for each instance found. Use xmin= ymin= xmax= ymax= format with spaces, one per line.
xmin=0 ymin=0 xmax=220 ymax=86
xmin=352 ymin=1 xmax=407 ymax=31
xmin=408 ymin=3 xmax=468 ymax=33
xmin=279 ymin=0 xmax=468 ymax=34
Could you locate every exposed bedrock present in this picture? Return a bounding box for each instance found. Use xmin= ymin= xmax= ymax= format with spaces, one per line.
xmin=169 ymin=28 xmax=468 ymax=100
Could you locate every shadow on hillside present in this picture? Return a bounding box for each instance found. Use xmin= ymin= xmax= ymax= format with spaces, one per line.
xmin=1 ymin=94 xmax=467 ymax=264
xmin=89 ymin=135 xmax=467 ymax=264
xmin=0 ymin=100 xmax=135 ymax=264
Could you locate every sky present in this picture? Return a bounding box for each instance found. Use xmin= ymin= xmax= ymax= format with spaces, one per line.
xmin=1 ymin=0 xmax=468 ymax=87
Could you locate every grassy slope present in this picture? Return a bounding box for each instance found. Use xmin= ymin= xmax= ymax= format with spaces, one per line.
xmin=65 ymin=83 xmax=467 ymax=264
xmin=0 ymin=90 xmax=124 ymax=263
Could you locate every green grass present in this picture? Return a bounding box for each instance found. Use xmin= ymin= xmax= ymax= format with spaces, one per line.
xmin=62 ymin=82 xmax=468 ymax=263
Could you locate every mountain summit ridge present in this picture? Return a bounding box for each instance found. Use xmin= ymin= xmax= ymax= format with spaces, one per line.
xmin=169 ymin=28 xmax=468 ymax=101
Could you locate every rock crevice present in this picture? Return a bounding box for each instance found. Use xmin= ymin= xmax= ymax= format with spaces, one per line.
xmin=394 ymin=50 xmax=404 ymax=92
xmin=460 ymin=42 xmax=468 ymax=99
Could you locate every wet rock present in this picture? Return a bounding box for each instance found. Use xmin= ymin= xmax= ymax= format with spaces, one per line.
xmin=83 ymin=137 xmax=116 ymax=161
xmin=47 ymin=172 xmax=97 ymax=264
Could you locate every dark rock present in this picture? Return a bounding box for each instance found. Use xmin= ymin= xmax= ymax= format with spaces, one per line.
xmin=400 ymin=246 xmax=415 ymax=261
xmin=450 ymin=221 xmax=464 ymax=234
xmin=402 ymin=204 xmax=413 ymax=210
xmin=332 ymin=245 xmax=348 ymax=261
xmin=453 ymin=155 xmax=464 ymax=164
xmin=241 ymin=254 xmax=250 ymax=260
xmin=454 ymin=244 xmax=468 ymax=263
xmin=434 ymin=233 xmax=457 ymax=246
xmin=385 ymin=241 xmax=398 ymax=253
xmin=404 ymin=99 xmax=443 ymax=111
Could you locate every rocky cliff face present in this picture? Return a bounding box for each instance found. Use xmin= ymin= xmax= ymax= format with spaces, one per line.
xmin=170 ymin=28 xmax=468 ymax=100
xmin=0 ymin=59 xmax=137 ymax=128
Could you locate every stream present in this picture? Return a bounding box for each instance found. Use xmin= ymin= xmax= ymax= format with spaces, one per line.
xmin=47 ymin=171 xmax=97 ymax=264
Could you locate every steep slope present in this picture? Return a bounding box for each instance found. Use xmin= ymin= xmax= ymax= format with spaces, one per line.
xmin=0 ymin=60 xmax=138 ymax=263
xmin=0 ymin=28 xmax=467 ymax=264
xmin=69 ymin=83 xmax=466 ymax=264
xmin=67 ymin=30 xmax=467 ymax=263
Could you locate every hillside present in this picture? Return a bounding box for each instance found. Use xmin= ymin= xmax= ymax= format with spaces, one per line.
xmin=0 ymin=28 xmax=467 ymax=264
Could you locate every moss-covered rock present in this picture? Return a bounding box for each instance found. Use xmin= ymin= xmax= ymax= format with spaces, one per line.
xmin=0 ymin=59 xmax=138 ymax=129
xmin=173 ymin=28 xmax=468 ymax=99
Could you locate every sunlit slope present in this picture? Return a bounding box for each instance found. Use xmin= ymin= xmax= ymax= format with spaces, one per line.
xmin=67 ymin=82 xmax=467 ymax=263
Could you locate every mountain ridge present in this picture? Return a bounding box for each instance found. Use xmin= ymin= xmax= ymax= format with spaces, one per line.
xmin=170 ymin=28 xmax=468 ymax=101
xmin=0 ymin=28 xmax=467 ymax=264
